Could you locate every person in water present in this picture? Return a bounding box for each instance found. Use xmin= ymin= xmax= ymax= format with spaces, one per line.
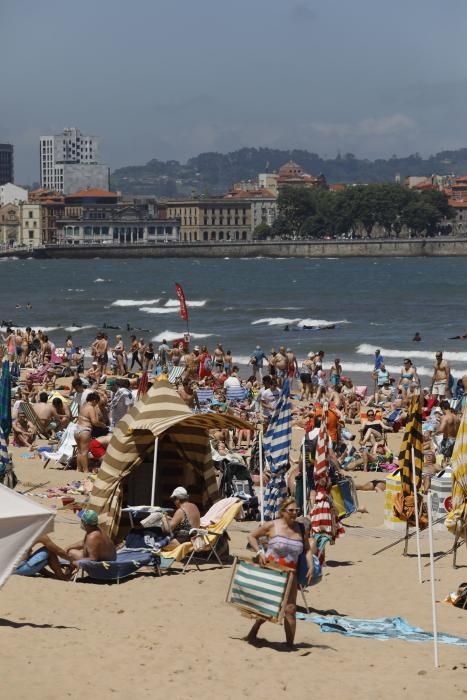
xmin=413 ymin=332 xmax=422 ymax=342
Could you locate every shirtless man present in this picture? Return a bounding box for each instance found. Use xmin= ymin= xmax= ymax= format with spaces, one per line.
xmin=67 ymin=510 xmax=116 ymax=563
xmin=436 ymin=400 xmax=460 ymax=460
xmin=286 ymin=347 xmax=298 ymax=390
xmin=13 ymin=411 xmax=36 ymax=447
xmin=431 ymin=351 xmax=450 ymax=400
xmin=274 ymin=346 xmax=288 ymax=387
xmin=75 ymin=392 xmax=108 ymax=473
xmin=32 ymin=392 xmax=59 ymax=437
xmin=213 ymin=343 xmax=225 ymax=374
xmin=94 ymin=333 xmax=109 ymax=370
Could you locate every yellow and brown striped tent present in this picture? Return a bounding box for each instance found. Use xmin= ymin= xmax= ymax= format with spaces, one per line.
xmin=89 ymin=378 xmax=252 ymax=539
xmin=446 ymin=405 xmax=467 ymax=535
xmin=398 ymin=396 xmax=423 ymax=496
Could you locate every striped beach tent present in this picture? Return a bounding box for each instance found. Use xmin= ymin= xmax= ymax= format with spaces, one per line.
xmin=398 ymin=396 xmax=423 ymax=496
xmin=262 ymin=379 xmax=292 ymax=520
xmin=88 ymin=379 xmax=252 ymax=539
xmin=446 ymin=405 xmax=467 ymax=535
xmin=0 ymin=425 xmax=14 ymax=487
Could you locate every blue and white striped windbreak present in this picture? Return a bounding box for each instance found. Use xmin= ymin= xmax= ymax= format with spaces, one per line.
xmin=0 ymin=360 xmax=12 ymax=440
xmin=0 ymin=425 xmax=11 ymax=478
xmin=262 ymin=379 xmax=292 ymax=520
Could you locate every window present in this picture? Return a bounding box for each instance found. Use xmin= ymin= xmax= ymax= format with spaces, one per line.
xmin=203 ymin=231 xmax=208 ymax=241
xmin=210 ymin=231 xmax=216 ymax=241
xmin=29 ymin=231 xmax=34 ymax=239
xmin=28 ymin=211 xmax=33 ymax=219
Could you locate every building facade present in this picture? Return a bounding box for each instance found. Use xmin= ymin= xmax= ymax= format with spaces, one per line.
xmin=19 ymin=203 xmax=42 ymax=248
xmin=40 ymin=127 xmax=108 ymax=194
xmin=57 ymin=189 xmax=179 ymax=245
xmin=166 ymin=198 xmax=252 ymax=242
xmin=0 ymin=144 xmax=14 ymax=185
xmin=224 ymin=188 xmax=277 ymax=233
xmin=0 ymin=203 xmax=20 ymax=247
xmin=0 ymin=182 xmax=28 ymax=206
xmin=29 ymin=188 xmax=65 ymax=245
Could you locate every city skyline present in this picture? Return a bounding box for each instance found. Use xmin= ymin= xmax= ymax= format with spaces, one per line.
xmin=2 ymin=0 xmax=467 ymax=184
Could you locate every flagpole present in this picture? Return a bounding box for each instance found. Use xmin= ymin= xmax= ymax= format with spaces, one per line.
xmin=302 ymin=437 xmax=307 ymax=517
xmin=411 ymin=446 xmax=423 ymax=584
xmin=427 ymin=491 xmax=439 ymax=668
xmin=259 ymin=427 xmax=264 ymax=524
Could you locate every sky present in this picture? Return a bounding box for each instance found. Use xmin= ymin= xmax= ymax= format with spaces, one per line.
xmin=1 ymin=0 xmax=467 ymax=184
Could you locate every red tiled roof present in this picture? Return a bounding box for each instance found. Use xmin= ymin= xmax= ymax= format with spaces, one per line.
xmin=449 ymin=198 xmax=467 ymax=208
xmin=66 ymin=188 xmax=117 ymax=198
xmin=224 ymin=188 xmax=275 ymax=199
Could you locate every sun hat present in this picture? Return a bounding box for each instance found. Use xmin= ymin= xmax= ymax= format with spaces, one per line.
xmin=170 ymin=486 xmax=188 ymax=499
xmin=79 ymin=509 xmax=98 ymax=526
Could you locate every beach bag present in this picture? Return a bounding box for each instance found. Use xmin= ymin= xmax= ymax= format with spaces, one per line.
xmin=297 ymin=553 xmax=322 ymax=587
xmin=393 ymin=492 xmax=428 ymax=529
xmin=204 ymin=356 xmax=213 ymax=373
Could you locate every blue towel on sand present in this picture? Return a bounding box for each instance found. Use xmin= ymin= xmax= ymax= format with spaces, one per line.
xmin=296 ymin=614 xmax=467 ymax=646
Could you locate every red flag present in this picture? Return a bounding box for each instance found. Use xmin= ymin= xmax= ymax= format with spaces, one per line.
xmin=175 ymin=283 xmax=188 ymax=322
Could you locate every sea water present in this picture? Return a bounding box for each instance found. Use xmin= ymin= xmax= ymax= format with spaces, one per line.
xmin=1 ymin=256 xmax=467 ymax=380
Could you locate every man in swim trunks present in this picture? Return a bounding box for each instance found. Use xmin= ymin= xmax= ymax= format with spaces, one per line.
xmin=274 ymin=346 xmax=288 ymax=387
xmin=436 ymin=400 xmax=460 ymax=460
xmin=32 ymin=392 xmax=60 ymax=437
xmin=430 ymin=351 xmax=450 ymax=400
xmin=67 ymin=509 xmax=116 ymax=564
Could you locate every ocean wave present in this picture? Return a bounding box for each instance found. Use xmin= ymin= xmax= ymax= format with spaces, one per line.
xmin=251 ymin=317 xmax=349 ymax=327
xmin=67 ymin=288 xmax=85 ymax=292
xmin=152 ymin=330 xmax=213 ymax=342
xmin=94 ymin=278 xmax=111 ymax=283
xmin=140 ymin=307 xmax=178 ymax=314
xmin=65 ymin=324 xmax=96 ymax=332
xmin=1 ymin=325 xmax=60 ymax=333
xmin=164 ymin=299 xmax=207 ymax=308
xmin=111 ymin=299 xmax=160 ymax=307
xmin=357 ymin=343 xmax=467 ymax=364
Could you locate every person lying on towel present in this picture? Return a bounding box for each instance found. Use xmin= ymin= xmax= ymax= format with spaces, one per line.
xmin=66 ymin=509 xmax=116 ymax=563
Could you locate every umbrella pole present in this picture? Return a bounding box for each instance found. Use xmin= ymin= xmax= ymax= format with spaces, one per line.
xmin=302 ymin=437 xmax=307 ymax=518
xmin=259 ymin=428 xmax=264 ymax=524
xmin=411 ymin=446 xmax=423 ymax=583
xmin=150 ymin=437 xmax=159 ymax=507
xmin=427 ymin=491 xmax=440 ymax=668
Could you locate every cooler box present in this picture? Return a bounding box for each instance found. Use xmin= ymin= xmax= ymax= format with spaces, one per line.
xmin=384 ymin=471 xmax=405 ymax=531
xmin=430 ymin=469 xmax=452 ymax=531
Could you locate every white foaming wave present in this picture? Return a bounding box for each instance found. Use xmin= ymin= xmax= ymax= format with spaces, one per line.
xmin=0 ymin=256 xmax=19 ymax=261
xmin=252 ymin=317 xmax=300 ymax=326
xmin=67 ymin=288 xmax=85 ymax=292
xmin=357 ymin=343 xmax=467 ymax=364
xmin=252 ymin=317 xmax=349 ymax=327
xmin=140 ymin=307 xmax=178 ymax=314
xmin=94 ymin=278 xmax=111 ymax=283
xmin=112 ymin=299 xmax=160 ymax=307
xmin=164 ymin=299 xmax=207 ymax=308
xmin=152 ymin=330 xmax=213 ymax=342
xmin=65 ymin=324 xmax=96 ymax=332
xmin=297 ymin=318 xmax=350 ymax=328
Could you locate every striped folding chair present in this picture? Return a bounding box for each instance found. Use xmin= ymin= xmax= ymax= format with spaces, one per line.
xmin=226 ymin=558 xmax=293 ymax=622
xmin=18 ymin=401 xmax=49 ymax=439
xmin=195 ymin=388 xmax=214 ymax=413
xmin=225 ymin=386 xmax=248 ymax=404
xmin=168 ymin=366 xmax=185 ymax=384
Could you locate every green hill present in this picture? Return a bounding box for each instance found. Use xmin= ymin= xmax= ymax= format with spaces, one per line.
xmin=110 ymin=146 xmax=467 ymax=196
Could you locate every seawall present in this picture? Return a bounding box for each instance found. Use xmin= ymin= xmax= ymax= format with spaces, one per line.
xmin=4 ymin=237 xmax=467 ymax=259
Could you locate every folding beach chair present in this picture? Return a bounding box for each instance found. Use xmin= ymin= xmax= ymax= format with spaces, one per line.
xmin=73 ymin=548 xmax=161 ymax=583
xmin=18 ymin=401 xmax=50 ymax=439
xmin=168 ymin=366 xmax=185 ymax=384
xmin=159 ymin=500 xmax=244 ymax=573
xmin=195 ymin=388 xmax=214 ymax=413
xmin=225 ymin=386 xmax=248 ymax=404
xmin=40 ymin=422 xmax=77 ymax=469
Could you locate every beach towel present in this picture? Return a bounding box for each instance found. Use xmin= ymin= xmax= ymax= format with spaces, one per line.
xmin=296 ymin=614 xmax=467 ymax=646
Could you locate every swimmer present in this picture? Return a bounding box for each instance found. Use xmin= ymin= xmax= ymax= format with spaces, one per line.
xmin=412 ymin=332 xmax=421 ymax=342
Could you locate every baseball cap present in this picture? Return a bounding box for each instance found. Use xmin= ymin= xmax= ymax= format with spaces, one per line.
xmin=170 ymin=486 xmax=188 ymax=499
xmin=79 ymin=509 xmax=98 ymax=526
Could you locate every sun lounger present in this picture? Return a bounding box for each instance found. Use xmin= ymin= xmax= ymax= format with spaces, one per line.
xmin=159 ymin=500 xmax=243 ymax=573
xmin=225 ymin=386 xmax=248 ymax=404
xmin=73 ymin=548 xmax=160 ymax=583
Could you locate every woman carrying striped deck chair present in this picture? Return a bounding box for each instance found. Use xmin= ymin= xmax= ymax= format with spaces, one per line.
xmin=246 ymin=496 xmax=314 ymax=648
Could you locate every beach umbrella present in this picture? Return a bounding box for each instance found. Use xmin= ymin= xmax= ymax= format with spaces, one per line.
xmin=0 ymin=359 xmax=12 ymax=440
xmin=0 ymin=483 xmax=55 ymax=588
xmin=446 ymin=405 xmax=467 ymax=535
xmin=262 ymin=379 xmax=292 ymax=520
xmin=398 ymin=396 xmax=423 ymax=497
xmin=0 ymin=425 xmax=14 ymax=488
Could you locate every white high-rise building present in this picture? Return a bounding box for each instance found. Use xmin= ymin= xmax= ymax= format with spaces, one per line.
xmin=40 ymin=127 xmax=108 ymax=194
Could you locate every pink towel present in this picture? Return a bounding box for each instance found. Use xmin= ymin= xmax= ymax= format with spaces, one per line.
xmin=200 ymin=497 xmax=239 ymax=526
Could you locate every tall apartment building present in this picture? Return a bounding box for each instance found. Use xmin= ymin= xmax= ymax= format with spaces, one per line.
xmin=40 ymin=127 xmax=109 ymax=194
xmin=0 ymin=144 xmax=14 ymax=185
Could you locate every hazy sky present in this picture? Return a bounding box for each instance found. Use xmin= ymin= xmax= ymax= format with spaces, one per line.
xmin=2 ymin=0 xmax=467 ymax=183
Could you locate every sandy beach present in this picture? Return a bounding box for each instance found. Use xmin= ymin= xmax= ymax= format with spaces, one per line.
xmin=2 ymin=428 xmax=466 ymax=700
